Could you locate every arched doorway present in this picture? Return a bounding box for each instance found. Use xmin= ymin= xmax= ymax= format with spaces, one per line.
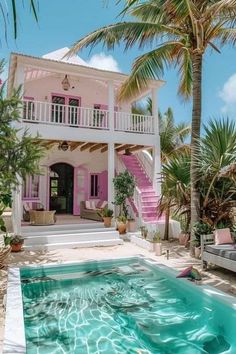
xmin=49 ymin=163 xmax=74 ymax=214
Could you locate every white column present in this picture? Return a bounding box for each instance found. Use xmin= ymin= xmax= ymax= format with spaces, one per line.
xmin=108 ymin=142 xmax=115 ymax=209
xmin=151 ymin=88 xmax=161 ymax=196
xmin=12 ymin=179 xmax=22 ymax=235
xmin=108 ymin=80 xmax=115 ymax=132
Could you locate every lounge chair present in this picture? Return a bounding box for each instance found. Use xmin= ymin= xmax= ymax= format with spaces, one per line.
xmin=201 ymin=233 xmax=236 ymax=273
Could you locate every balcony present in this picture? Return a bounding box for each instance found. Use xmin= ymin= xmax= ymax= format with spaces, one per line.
xmin=22 ymin=100 xmax=155 ymax=135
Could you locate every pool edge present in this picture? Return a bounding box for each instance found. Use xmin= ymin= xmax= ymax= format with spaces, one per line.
xmin=3 ymin=256 xmax=236 ymax=353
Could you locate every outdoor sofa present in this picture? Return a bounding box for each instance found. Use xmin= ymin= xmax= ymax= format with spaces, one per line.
xmin=80 ymin=201 xmax=107 ymax=222
xmin=201 ymin=231 xmax=236 ymax=273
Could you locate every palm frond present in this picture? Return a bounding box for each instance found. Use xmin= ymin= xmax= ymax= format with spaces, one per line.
xmin=118 ymin=41 xmax=184 ymax=101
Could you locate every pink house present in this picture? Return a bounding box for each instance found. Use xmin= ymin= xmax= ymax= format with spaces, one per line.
xmin=8 ymin=48 xmax=165 ymax=233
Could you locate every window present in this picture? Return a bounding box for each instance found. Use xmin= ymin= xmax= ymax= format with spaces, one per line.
xmin=90 ymin=174 xmax=99 ymax=198
xmin=50 ymin=178 xmax=59 ymax=197
xmin=23 ymin=175 xmax=40 ymax=199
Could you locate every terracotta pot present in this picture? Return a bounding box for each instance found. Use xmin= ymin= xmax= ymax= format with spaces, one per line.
xmin=154 ymin=243 xmax=162 ymax=256
xmin=118 ymin=222 xmax=127 ymax=234
xmin=11 ymin=243 xmax=23 ymax=252
xmin=103 ymin=217 xmax=112 ymax=228
xmin=179 ymin=232 xmax=189 ymax=246
xmin=194 ymin=247 xmax=201 ymax=259
xmin=127 ymin=220 xmax=136 ymax=232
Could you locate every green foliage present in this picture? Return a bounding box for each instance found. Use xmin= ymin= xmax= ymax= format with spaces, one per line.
xmin=192 ymin=222 xmax=213 ymax=247
xmin=0 ymin=60 xmax=44 ymax=231
xmin=117 ymin=215 xmax=127 ymax=224
xmin=10 ymin=235 xmax=24 ymax=245
xmin=69 ymin=0 xmax=236 ymax=101
xmin=1 ymin=1 xmax=38 ymax=40
xmin=97 ymin=207 xmax=114 ymax=218
xmin=113 ymin=170 xmax=136 ymax=217
xmin=159 ymin=118 xmax=236 ymax=232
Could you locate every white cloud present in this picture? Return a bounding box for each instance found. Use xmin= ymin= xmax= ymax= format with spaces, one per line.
xmin=219 ymin=73 xmax=236 ymax=114
xmin=87 ymin=52 xmax=120 ymax=72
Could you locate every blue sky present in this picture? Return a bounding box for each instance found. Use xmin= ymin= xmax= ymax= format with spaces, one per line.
xmin=1 ymin=0 xmax=236 ymax=124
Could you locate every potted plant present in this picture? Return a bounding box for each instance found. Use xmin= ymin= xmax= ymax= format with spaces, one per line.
xmin=97 ymin=207 xmax=114 ymax=227
xmin=192 ymin=221 xmax=213 ymax=259
xmin=140 ymin=226 xmax=148 ymax=239
xmin=9 ymin=235 xmax=24 ymax=252
xmin=152 ymin=231 xmax=162 ymax=256
xmin=113 ymin=170 xmax=136 ymax=220
xmin=127 ymin=211 xmax=137 ymax=232
xmin=116 ymin=215 xmax=127 ymax=234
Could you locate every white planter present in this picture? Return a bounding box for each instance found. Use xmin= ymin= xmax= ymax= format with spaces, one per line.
xmin=154 ymin=243 xmax=162 ymax=256
xmin=130 ymin=235 xmax=154 ymax=252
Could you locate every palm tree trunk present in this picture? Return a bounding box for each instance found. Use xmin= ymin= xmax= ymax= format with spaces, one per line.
xmin=164 ymin=204 xmax=170 ymax=240
xmin=190 ymin=52 xmax=202 ymax=247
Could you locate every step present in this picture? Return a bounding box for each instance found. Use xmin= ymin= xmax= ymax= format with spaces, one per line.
xmin=22 ymin=222 xmax=104 ymax=235
xmin=24 ymin=230 xmax=120 ymax=246
xmin=22 ymin=226 xmax=115 ymax=237
xmin=142 ymin=212 xmax=158 ymax=218
xmin=142 ymin=202 xmax=157 ymax=207
xmin=24 ymin=238 xmax=124 ymax=251
xmin=142 ymin=206 xmax=157 ymax=212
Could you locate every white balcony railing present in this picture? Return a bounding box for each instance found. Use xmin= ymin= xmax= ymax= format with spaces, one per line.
xmin=114 ymin=111 xmax=155 ymax=134
xmin=23 ymin=100 xmax=155 ymax=134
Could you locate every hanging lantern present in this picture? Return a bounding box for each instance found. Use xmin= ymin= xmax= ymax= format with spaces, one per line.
xmin=58 ymin=141 xmax=69 ymax=151
xmin=61 ymin=74 xmax=70 ymax=91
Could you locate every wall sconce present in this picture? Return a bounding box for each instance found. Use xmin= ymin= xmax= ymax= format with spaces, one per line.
xmin=58 ymin=141 xmax=69 ymax=151
xmin=61 ymin=74 xmax=70 ymax=91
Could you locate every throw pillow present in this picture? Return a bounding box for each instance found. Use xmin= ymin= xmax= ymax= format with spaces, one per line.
xmin=214 ymin=228 xmax=233 ymax=245
xmin=85 ymin=201 xmax=91 ymax=209
xmin=176 ymin=266 xmax=193 ymax=278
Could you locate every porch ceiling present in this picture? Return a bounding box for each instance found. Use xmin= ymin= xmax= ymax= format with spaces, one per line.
xmin=39 ymin=139 xmax=150 ymax=154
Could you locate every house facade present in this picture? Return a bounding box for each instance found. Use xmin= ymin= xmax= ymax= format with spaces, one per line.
xmin=8 ymin=48 xmax=164 ymax=232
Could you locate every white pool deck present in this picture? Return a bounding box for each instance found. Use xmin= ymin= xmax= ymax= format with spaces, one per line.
xmin=1 ymin=241 xmax=236 ymax=352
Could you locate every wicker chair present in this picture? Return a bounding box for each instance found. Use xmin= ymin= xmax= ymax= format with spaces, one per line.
xmin=29 ymin=210 xmax=56 ymax=225
xmin=23 ymin=201 xmax=44 ymax=222
xmin=0 ymin=246 xmax=11 ymax=269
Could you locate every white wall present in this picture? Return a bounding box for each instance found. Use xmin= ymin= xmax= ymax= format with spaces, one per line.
xmin=24 ymin=75 xmax=130 ymax=112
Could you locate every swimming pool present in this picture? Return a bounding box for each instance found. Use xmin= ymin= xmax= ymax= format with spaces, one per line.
xmin=5 ymin=257 xmax=236 ymax=353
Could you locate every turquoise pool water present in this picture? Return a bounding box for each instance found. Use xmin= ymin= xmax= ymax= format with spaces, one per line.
xmin=20 ymin=258 xmax=236 ymax=354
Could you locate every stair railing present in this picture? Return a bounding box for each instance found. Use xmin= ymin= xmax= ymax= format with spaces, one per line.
xmin=136 ymin=150 xmax=153 ymax=183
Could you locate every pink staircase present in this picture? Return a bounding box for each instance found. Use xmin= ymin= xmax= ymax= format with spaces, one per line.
xmin=120 ymin=154 xmax=162 ymax=223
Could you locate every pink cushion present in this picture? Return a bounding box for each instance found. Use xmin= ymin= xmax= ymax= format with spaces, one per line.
xmin=176 ymin=266 xmax=192 ymax=278
xmin=214 ymin=228 xmax=233 ymax=245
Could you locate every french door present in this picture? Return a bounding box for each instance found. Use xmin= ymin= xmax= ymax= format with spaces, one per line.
xmin=51 ymin=94 xmax=81 ymax=124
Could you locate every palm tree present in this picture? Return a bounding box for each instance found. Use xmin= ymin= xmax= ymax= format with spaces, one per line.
xmin=68 ymin=0 xmax=236 ymax=242
xmin=159 ymin=118 xmax=236 ymax=240
xmin=0 ymin=0 xmax=38 ymax=39
xmin=196 ymin=118 xmax=236 ymax=227
xmin=158 ymin=152 xmax=191 ymax=240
